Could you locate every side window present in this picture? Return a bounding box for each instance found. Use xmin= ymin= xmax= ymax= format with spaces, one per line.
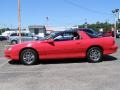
xmin=21 ymin=33 xmax=25 ymax=36
xmin=85 ymin=29 xmax=98 ymax=38
xmin=28 ymin=33 xmax=33 ymax=37
xmin=21 ymin=33 xmax=31 ymax=37
xmin=72 ymin=32 xmax=79 ymax=40
xmin=86 ymin=29 xmax=94 ymax=34
xmin=24 ymin=33 xmax=27 ymax=37
xmin=63 ymin=33 xmax=74 ymax=40
xmin=25 ymin=33 xmax=29 ymax=37
xmin=54 ymin=34 xmax=63 ymax=41
xmin=10 ymin=33 xmax=18 ymax=36
xmin=54 ymin=32 xmax=79 ymax=41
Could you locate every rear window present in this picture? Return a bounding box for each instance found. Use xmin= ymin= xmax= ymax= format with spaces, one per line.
xmin=85 ymin=29 xmax=101 ymax=38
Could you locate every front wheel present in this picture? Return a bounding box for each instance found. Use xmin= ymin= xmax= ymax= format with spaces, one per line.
xmin=20 ymin=49 xmax=38 ymax=65
xmin=87 ymin=47 xmax=103 ymax=63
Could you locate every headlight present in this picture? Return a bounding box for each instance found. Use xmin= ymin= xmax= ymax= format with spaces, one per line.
xmin=8 ymin=47 xmax=12 ymax=51
xmin=5 ymin=45 xmax=13 ymax=51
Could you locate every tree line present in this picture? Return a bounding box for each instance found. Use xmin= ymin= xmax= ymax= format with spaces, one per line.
xmin=78 ymin=21 xmax=120 ymax=32
xmin=0 ymin=22 xmax=120 ymax=35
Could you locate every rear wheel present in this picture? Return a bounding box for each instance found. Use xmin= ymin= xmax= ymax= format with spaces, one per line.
xmin=11 ymin=40 xmax=17 ymax=45
xmin=20 ymin=49 xmax=38 ymax=65
xmin=87 ymin=47 xmax=103 ymax=63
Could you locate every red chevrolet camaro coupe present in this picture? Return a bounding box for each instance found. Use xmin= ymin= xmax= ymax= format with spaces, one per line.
xmin=4 ymin=28 xmax=118 ymax=65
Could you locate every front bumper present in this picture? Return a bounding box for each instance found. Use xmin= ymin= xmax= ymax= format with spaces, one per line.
xmin=4 ymin=45 xmax=12 ymax=59
xmin=4 ymin=49 xmax=12 ymax=59
xmin=4 ymin=47 xmax=19 ymax=60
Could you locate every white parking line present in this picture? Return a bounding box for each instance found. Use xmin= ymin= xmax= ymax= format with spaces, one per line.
xmin=0 ymin=57 xmax=6 ymax=60
xmin=0 ymin=61 xmax=8 ymax=68
xmin=0 ymin=57 xmax=8 ymax=68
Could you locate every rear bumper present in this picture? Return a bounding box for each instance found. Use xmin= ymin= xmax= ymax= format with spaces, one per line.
xmin=104 ymin=45 xmax=118 ymax=54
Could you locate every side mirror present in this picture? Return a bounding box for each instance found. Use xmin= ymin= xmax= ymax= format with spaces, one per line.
xmin=47 ymin=39 xmax=54 ymax=43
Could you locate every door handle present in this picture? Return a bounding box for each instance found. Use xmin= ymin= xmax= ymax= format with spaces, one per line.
xmin=76 ymin=42 xmax=80 ymax=44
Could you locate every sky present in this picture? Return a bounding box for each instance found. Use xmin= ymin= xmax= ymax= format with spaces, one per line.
xmin=0 ymin=0 xmax=120 ymax=28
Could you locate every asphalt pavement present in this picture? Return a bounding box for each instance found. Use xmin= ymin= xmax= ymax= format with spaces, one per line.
xmin=0 ymin=39 xmax=120 ymax=90
xmin=0 ymin=41 xmax=8 ymax=57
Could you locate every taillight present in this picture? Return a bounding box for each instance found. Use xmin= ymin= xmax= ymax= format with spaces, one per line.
xmin=113 ymin=39 xmax=115 ymax=45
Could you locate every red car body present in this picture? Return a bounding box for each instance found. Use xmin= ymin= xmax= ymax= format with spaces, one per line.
xmin=4 ymin=30 xmax=118 ymax=65
xmin=103 ymin=31 xmax=113 ymax=37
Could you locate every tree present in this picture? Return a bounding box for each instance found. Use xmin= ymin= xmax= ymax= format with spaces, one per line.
xmin=78 ymin=21 xmax=117 ymax=32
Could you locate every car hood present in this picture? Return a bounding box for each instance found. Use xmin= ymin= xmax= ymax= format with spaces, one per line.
xmin=11 ymin=40 xmax=45 ymax=49
xmin=20 ymin=40 xmax=46 ymax=45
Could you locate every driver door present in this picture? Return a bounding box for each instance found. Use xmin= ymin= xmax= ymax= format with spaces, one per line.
xmin=45 ymin=32 xmax=82 ymax=59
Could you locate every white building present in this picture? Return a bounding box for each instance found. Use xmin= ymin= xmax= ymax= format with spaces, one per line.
xmin=2 ymin=31 xmax=16 ymax=36
xmin=28 ymin=25 xmax=46 ymax=37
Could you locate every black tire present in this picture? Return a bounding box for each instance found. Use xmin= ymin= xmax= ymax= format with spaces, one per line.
xmin=11 ymin=40 xmax=17 ymax=45
xmin=87 ymin=47 xmax=103 ymax=63
xmin=20 ymin=49 xmax=38 ymax=65
xmin=118 ymin=35 xmax=120 ymax=38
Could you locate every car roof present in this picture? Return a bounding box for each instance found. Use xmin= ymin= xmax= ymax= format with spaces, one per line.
xmin=50 ymin=28 xmax=96 ymax=36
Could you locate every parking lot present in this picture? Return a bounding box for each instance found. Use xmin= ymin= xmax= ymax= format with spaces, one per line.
xmin=0 ymin=39 xmax=120 ymax=90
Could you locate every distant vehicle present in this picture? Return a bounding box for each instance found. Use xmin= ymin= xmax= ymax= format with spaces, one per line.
xmin=103 ymin=30 xmax=120 ymax=38
xmin=5 ymin=28 xmax=118 ymax=65
xmin=0 ymin=35 xmax=7 ymax=41
xmin=8 ymin=32 xmax=38 ymax=44
xmin=102 ymin=31 xmax=113 ymax=37
xmin=2 ymin=31 xmax=16 ymax=37
xmin=116 ymin=30 xmax=120 ymax=38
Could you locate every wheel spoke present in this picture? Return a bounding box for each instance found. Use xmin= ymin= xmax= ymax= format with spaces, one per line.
xmin=22 ymin=50 xmax=35 ymax=64
xmin=89 ymin=48 xmax=101 ymax=61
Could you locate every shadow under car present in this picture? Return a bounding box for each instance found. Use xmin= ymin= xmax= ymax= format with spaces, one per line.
xmin=8 ymin=55 xmax=118 ymax=65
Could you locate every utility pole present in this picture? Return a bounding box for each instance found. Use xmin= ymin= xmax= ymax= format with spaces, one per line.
xmin=112 ymin=9 xmax=119 ymax=40
xmin=0 ymin=24 xmax=1 ymax=35
xmin=118 ymin=12 xmax=120 ymax=22
xmin=18 ymin=0 xmax=21 ymax=43
xmin=11 ymin=24 xmax=12 ymax=30
xmin=84 ymin=19 xmax=88 ymax=28
xmin=45 ymin=16 xmax=49 ymax=28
